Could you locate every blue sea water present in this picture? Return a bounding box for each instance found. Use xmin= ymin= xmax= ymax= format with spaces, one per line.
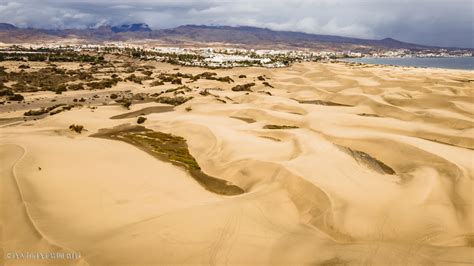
xmin=343 ymin=57 xmax=473 ymax=70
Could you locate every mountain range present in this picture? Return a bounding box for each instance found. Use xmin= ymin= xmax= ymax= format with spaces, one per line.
xmin=0 ymin=23 xmax=466 ymax=51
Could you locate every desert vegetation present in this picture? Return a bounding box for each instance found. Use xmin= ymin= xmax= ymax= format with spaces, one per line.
xmin=0 ymin=50 xmax=105 ymax=63
xmin=69 ymin=124 xmax=84 ymax=133
xmin=297 ymin=99 xmax=353 ymax=107
xmin=263 ymin=124 xmax=299 ymax=129
xmin=262 ymin=81 xmax=274 ymax=88
xmin=155 ymin=96 xmax=193 ymax=106
xmin=93 ymin=126 xmax=244 ymax=195
xmin=231 ymin=83 xmax=255 ymax=91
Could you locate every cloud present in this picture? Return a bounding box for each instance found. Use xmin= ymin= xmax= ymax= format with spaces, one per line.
xmin=0 ymin=0 xmax=472 ymax=48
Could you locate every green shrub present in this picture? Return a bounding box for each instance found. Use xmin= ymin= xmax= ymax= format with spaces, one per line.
xmin=156 ymin=96 xmax=192 ymax=106
xmin=68 ymin=83 xmax=84 ymax=90
xmin=8 ymin=94 xmax=24 ymax=101
xmin=263 ymin=125 xmax=298 ymax=129
xmin=69 ymin=124 xmax=84 ymax=133
xmin=231 ymin=83 xmax=255 ymax=92
xmin=0 ymin=88 xmax=13 ymax=96
xmin=262 ymin=82 xmax=274 ymax=88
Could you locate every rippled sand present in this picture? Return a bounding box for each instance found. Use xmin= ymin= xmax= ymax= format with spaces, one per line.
xmin=1 ymin=61 xmax=473 ymax=265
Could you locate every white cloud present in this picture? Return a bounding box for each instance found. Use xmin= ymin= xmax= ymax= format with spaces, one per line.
xmin=0 ymin=0 xmax=472 ymax=47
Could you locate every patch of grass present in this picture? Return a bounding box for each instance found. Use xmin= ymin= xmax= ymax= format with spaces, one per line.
xmin=156 ymin=96 xmax=193 ymax=106
xmin=24 ymin=104 xmax=65 ymax=116
xmin=69 ymin=124 xmax=84 ymax=134
xmin=0 ymin=88 xmax=14 ymax=96
xmin=297 ymin=99 xmax=353 ymax=107
xmin=337 ymin=145 xmax=395 ymax=175
xmin=8 ymin=93 xmax=24 ymax=101
xmin=262 ymin=81 xmax=274 ymax=88
xmin=50 ymin=104 xmax=77 ymax=115
xmin=68 ymin=83 xmax=84 ymax=91
xmin=92 ymin=126 xmax=244 ymax=195
xmin=263 ymin=124 xmax=299 ymax=129
xmin=357 ymin=113 xmax=381 ymax=117
xmin=231 ymin=83 xmax=255 ymax=92
xmin=150 ymin=80 xmax=165 ymax=86
xmin=115 ymin=98 xmax=132 ymax=109
xmin=122 ymin=100 xmax=132 ymax=109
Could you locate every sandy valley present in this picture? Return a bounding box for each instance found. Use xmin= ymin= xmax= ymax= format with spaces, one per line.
xmin=1 ymin=60 xmax=473 ymax=265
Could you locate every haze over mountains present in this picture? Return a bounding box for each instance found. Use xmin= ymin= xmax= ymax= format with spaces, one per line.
xmin=0 ymin=22 xmax=469 ymax=51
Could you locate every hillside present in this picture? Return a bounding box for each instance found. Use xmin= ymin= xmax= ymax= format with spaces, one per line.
xmin=0 ymin=23 xmax=456 ymax=51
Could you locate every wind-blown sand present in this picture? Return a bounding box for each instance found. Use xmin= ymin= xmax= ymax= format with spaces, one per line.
xmin=1 ymin=61 xmax=473 ymax=265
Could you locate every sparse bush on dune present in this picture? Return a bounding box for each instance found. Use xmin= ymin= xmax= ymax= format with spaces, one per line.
xmin=137 ymin=116 xmax=147 ymax=124
xmin=110 ymin=93 xmax=118 ymax=99
xmin=98 ymin=128 xmax=244 ymax=195
xmin=8 ymin=93 xmax=24 ymax=101
xmin=171 ymin=78 xmax=182 ymax=85
xmin=69 ymin=124 xmax=84 ymax=134
xmin=121 ymin=100 xmax=132 ymax=109
xmin=86 ymin=78 xmax=119 ymax=90
xmin=0 ymin=88 xmax=14 ymax=96
xmin=263 ymin=124 xmax=299 ymax=129
xmin=199 ymin=89 xmax=210 ymax=96
xmin=216 ymin=76 xmax=234 ymax=83
xmin=262 ymin=81 xmax=274 ymax=88
xmin=53 ymin=104 xmax=76 ymax=115
xmin=24 ymin=104 xmax=65 ymax=116
xmin=150 ymin=80 xmax=165 ymax=86
xmin=68 ymin=83 xmax=84 ymax=91
xmin=141 ymin=70 xmax=153 ymax=76
xmin=55 ymin=85 xmax=67 ymax=94
xmin=132 ymin=94 xmax=145 ymax=101
xmin=125 ymin=74 xmax=143 ymax=84
xmin=231 ymin=83 xmax=255 ymax=92
xmin=156 ymin=96 xmax=193 ymax=106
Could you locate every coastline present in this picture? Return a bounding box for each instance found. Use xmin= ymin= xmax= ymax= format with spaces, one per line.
xmin=341 ymin=56 xmax=474 ymax=71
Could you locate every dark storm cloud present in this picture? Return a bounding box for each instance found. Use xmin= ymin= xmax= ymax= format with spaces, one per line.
xmin=0 ymin=0 xmax=472 ymax=48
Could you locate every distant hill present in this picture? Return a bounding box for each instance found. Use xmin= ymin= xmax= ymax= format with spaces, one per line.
xmin=111 ymin=23 xmax=151 ymax=33
xmin=0 ymin=23 xmax=17 ymax=30
xmin=0 ymin=23 xmax=467 ymax=51
xmin=157 ymin=25 xmax=435 ymax=50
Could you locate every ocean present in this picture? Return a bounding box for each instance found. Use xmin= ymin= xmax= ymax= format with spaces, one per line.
xmin=343 ymin=57 xmax=473 ymax=70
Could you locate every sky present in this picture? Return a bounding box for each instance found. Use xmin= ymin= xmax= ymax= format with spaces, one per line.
xmin=0 ymin=0 xmax=472 ymax=48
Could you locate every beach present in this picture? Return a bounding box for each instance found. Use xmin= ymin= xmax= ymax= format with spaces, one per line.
xmin=1 ymin=61 xmax=473 ymax=265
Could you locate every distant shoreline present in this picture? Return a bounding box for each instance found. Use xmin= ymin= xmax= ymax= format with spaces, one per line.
xmin=342 ymin=56 xmax=473 ymax=70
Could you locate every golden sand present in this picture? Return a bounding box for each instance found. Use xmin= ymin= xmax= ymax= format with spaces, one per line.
xmin=1 ymin=61 xmax=473 ymax=265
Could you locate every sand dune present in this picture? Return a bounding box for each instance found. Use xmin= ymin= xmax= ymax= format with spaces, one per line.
xmin=1 ymin=61 xmax=473 ymax=265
